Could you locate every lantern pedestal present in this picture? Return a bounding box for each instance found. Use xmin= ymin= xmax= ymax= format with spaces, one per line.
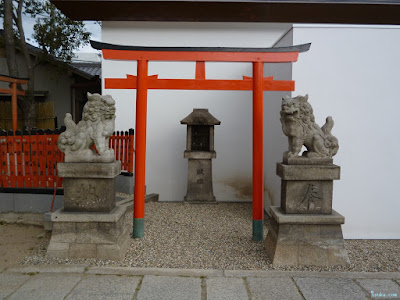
xmin=184 ymin=151 xmax=216 ymax=202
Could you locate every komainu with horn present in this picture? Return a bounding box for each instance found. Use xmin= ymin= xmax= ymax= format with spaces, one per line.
xmin=58 ymin=93 xmax=116 ymax=162
xmin=280 ymin=94 xmax=339 ymax=159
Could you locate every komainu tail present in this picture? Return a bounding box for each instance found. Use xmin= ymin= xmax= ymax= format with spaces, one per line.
xmin=321 ymin=116 xmax=334 ymax=135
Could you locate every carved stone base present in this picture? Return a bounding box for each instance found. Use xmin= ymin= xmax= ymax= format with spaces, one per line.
xmin=277 ymin=163 xmax=340 ymax=214
xmin=184 ymin=156 xmax=216 ymax=202
xmin=265 ymin=206 xmax=350 ymax=267
xmin=46 ymin=199 xmax=132 ymax=261
xmin=58 ymin=161 xmax=121 ymax=212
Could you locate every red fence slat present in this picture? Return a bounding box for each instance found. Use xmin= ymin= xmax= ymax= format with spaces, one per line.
xmin=22 ymin=132 xmax=32 ymax=188
xmin=0 ymin=132 xmax=8 ymax=187
xmin=14 ymin=131 xmax=24 ymax=188
xmin=37 ymin=130 xmax=47 ymax=188
xmin=6 ymin=132 xmax=16 ymax=187
xmin=0 ymin=128 xmax=134 ymax=190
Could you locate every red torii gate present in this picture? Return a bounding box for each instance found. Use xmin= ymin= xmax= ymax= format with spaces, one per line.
xmin=0 ymin=75 xmax=28 ymax=132
xmin=91 ymin=41 xmax=310 ymax=241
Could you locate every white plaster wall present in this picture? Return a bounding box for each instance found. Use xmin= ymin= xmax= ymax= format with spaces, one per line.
xmin=102 ymin=21 xmax=292 ymax=201
xmin=264 ymin=29 xmax=293 ymax=211
xmin=292 ymin=25 xmax=400 ymax=239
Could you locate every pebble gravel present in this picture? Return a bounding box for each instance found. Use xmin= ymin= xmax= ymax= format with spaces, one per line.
xmin=22 ymin=202 xmax=400 ymax=272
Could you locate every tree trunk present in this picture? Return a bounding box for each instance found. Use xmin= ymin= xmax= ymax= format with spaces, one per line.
xmin=3 ymin=0 xmax=19 ymax=78
xmin=16 ymin=0 xmax=36 ymax=129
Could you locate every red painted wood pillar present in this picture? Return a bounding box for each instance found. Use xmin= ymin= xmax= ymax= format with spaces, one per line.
xmin=252 ymin=61 xmax=264 ymax=241
xmin=12 ymin=82 xmax=18 ymax=132
xmin=133 ymin=59 xmax=148 ymax=238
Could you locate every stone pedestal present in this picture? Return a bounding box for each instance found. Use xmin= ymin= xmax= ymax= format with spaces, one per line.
xmin=57 ymin=161 xmax=121 ymax=212
xmin=265 ymin=161 xmax=349 ymax=267
xmin=46 ymin=199 xmax=132 ymax=261
xmin=277 ymin=163 xmax=340 ymax=214
xmin=184 ymin=151 xmax=216 ymax=202
xmin=265 ymin=206 xmax=350 ymax=267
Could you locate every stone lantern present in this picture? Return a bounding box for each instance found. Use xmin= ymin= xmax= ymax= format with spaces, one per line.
xmin=181 ymin=108 xmax=221 ymax=202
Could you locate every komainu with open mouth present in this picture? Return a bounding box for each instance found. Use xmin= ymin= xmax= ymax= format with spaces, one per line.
xmin=280 ymin=94 xmax=339 ymax=159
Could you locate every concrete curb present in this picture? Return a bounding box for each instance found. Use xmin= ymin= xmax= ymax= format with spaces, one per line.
xmin=224 ymin=270 xmax=400 ymax=279
xmin=6 ymin=265 xmax=88 ymax=274
xmin=86 ymin=267 xmax=224 ymax=277
xmin=4 ymin=265 xmax=400 ymax=280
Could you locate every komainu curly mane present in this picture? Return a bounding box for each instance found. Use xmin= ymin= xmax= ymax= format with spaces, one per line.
xmin=58 ymin=93 xmax=116 ymax=162
xmin=280 ymin=94 xmax=339 ymax=159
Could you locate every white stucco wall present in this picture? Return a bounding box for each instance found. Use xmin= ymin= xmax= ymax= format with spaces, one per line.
xmin=264 ymin=29 xmax=293 ymax=210
xmin=101 ymin=22 xmax=400 ymax=239
xmin=292 ymin=25 xmax=400 ymax=239
xmin=102 ymin=21 xmax=292 ymax=202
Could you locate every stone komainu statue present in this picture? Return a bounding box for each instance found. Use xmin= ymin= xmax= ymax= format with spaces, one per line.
xmin=58 ymin=93 xmax=116 ymax=162
xmin=280 ymin=94 xmax=339 ymax=159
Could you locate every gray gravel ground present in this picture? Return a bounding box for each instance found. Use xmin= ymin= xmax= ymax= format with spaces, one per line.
xmin=22 ymin=202 xmax=400 ymax=272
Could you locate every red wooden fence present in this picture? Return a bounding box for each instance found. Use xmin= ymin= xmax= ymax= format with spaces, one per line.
xmin=0 ymin=128 xmax=134 ymax=189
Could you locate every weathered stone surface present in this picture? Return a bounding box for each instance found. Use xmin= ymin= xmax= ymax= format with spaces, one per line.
xmin=247 ymin=277 xmax=303 ymax=300
xmin=184 ymin=151 xmax=216 ymax=159
xmin=270 ymin=206 xmax=345 ymax=224
xmin=69 ymin=243 xmax=97 ymax=259
xmin=207 ymin=277 xmax=248 ymax=300
xmin=265 ymin=209 xmax=349 ymax=267
xmin=284 ymin=156 xmax=333 ymax=165
xmin=277 ymin=163 xmax=340 ymax=181
xmin=47 ymin=201 xmax=132 ymax=260
xmin=46 ymin=242 xmax=70 ymax=259
xmin=293 ymin=277 xmax=366 ymax=300
xmin=51 ymin=202 xmax=130 ymax=223
xmin=66 ymin=275 xmax=140 ymax=300
xmin=356 ymin=279 xmax=400 ymax=299
xmin=281 ymin=180 xmax=333 ymax=214
xmin=280 ymin=94 xmax=339 ymax=159
xmin=185 ymin=159 xmax=215 ymax=202
xmin=9 ymin=273 xmax=82 ymax=300
xmin=57 ymin=161 xmax=121 ymax=178
xmin=60 ymin=161 xmax=120 ymax=213
xmin=137 ymin=275 xmax=202 ymax=300
xmin=58 ymin=93 xmax=116 ymax=163
xmin=0 ymin=273 xmax=30 ymax=299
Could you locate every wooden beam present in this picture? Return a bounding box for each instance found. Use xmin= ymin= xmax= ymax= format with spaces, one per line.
xmin=0 ymin=88 xmax=25 ymax=96
xmin=105 ymin=77 xmax=295 ymax=91
xmin=102 ymin=49 xmax=299 ymax=63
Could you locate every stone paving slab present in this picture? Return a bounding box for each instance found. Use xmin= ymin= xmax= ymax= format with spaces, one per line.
xmin=8 ymin=273 xmax=82 ymax=300
xmin=137 ymin=275 xmax=202 ymax=300
xmin=0 ymin=272 xmax=30 ymax=300
xmin=247 ymin=277 xmax=303 ymax=300
xmin=87 ymin=266 xmax=224 ymax=277
xmin=7 ymin=264 xmax=87 ymax=274
xmin=356 ymin=279 xmax=400 ymax=299
xmin=293 ymin=277 xmax=367 ymax=300
xmin=66 ymin=275 xmax=140 ymax=300
xmin=207 ymin=277 xmax=248 ymax=300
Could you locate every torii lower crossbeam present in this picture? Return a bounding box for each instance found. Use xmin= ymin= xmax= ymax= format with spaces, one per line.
xmin=92 ymin=41 xmax=310 ymax=241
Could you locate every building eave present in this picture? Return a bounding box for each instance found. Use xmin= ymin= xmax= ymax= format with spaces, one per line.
xmin=50 ymin=0 xmax=400 ymax=24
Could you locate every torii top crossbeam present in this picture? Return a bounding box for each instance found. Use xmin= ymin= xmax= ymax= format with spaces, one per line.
xmin=92 ymin=40 xmax=310 ymax=240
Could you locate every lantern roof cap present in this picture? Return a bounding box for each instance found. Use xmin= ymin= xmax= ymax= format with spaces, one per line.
xmin=181 ymin=109 xmax=221 ymax=125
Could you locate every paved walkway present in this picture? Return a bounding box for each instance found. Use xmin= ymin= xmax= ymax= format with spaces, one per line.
xmin=1 ymin=265 xmax=400 ymax=300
